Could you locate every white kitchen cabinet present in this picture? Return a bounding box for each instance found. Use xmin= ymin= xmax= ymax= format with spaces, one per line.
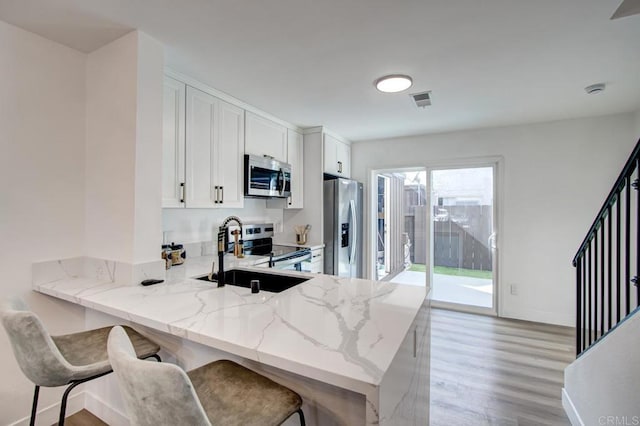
xmin=162 ymin=76 xmax=186 ymax=208
xmin=245 ymin=111 xmax=287 ymax=162
xmin=214 ymin=100 xmax=245 ymax=207
xmin=286 ymin=129 xmax=304 ymax=209
xmin=185 ymin=86 xmax=244 ymax=208
xmin=323 ymin=133 xmax=351 ymax=178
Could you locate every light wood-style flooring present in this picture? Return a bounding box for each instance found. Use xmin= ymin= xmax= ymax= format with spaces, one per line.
xmin=63 ymin=308 xmax=576 ymax=426
xmin=53 ymin=409 xmax=106 ymax=426
xmin=430 ymin=308 xmax=575 ymax=426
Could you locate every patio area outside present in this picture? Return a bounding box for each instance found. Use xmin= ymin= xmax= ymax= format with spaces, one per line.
xmin=391 ymin=265 xmax=493 ymax=308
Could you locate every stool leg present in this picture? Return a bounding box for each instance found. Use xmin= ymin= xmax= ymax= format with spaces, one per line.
xmin=297 ymin=409 xmax=306 ymax=426
xmin=58 ymin=370 xmax=111 ymax=426
xmin=29 ymin=385 xmax=39 ymax=426
xmin=58 ymin=381 xmax=82 ymax=426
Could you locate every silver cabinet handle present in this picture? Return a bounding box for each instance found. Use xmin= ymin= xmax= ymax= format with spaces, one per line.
xmin=180 ymin=182 xmax=185 ymax=203
xmin=213 ymin=186 xmax=219 ymax=204
xmin=220 ymin=186 xmax=224 ymax=204
xmin=338 ymin=161 xmax=343 ymax=173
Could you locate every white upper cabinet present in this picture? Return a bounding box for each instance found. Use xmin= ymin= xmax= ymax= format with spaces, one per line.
xmin=182 ymin=85 xmax=245 ymax=208
xmin=286 ymin=129 xmax=304 ymax=209
xmin=162 ymin=76 xmax=186 ymax=207
xmin=245 ymin=111 xmax=287 ymax=162
xmin=185 ymin=86 xmax=218 ymax=208
xmin=336 ymin=139 xmax=351 ymax=178
xmin=215 ymin=100 xmax=245 ymax=208
xmin=323 ymin=133 xmax=351 ymax=178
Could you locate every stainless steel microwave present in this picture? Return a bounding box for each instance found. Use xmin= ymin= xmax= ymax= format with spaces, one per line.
xmin=244 ymin=154 xmax=292 ymax=198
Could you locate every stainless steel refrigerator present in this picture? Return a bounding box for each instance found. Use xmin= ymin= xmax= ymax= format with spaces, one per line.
xmin=324 ymin=178 xmax=363 ymax=278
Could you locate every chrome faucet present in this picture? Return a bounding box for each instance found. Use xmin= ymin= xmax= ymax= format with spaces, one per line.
xmin=216 ymin=216 xmax=243 ymax=287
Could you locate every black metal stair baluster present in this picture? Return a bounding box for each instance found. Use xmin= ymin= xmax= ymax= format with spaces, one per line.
xmin=607 ymin=206 xmax=612 ymax=332
xmin=600 ymin=221 xmax=605 ymax=338
xmin=591 ymin=233 xmax=598 ymax=340
xmin=582 ymin=254 xmax=587 ymax=351
xmin=588 ymin=244 xmax=592 ymax=346
xmin=636 ymin=160 xmax=640 ymax=309
xmin=626 ymin=178 xmax=631 ymax=317
xmin=576 ymin=257 xmax=582 ymax=355
xmin=617 ymin=195 xmax=621 ymax=323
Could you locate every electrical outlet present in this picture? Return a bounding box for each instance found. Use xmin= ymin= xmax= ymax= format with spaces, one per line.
xmin=510 ymin=284 xmax=518 ymax=296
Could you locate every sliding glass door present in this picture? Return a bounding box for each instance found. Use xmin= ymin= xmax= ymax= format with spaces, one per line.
xmin=430 ymin=165 xmax=497 ymax=311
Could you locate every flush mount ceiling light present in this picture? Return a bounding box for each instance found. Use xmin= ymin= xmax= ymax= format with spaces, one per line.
xmin=585 ymin=83 xmax=606 ymax=95
xmin=375 ymin=74 xmax=413 ymax=93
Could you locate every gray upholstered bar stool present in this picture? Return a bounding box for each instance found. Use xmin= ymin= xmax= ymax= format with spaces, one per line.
xmin=107 ymin=326 xmax=306 ymax=426
xmin=0 ymin=298 xmax=161 ymax=426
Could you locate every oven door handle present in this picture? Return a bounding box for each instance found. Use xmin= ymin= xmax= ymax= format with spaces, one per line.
xmin=270 ymin=252 xmax=312 ymax=268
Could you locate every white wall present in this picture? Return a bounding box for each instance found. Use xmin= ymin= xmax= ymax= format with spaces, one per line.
xmin=0 ymin=20 xmax=87 ymax=424
xmin=133 ymin=32 xmax=164 ymax=263
xmin=351 ymin=113 xmax=637 ymax=325
xmin=85 ymin=33 xmax=137 ymax=263
xmin=86 ymin=31 xmax=164 ymax=264
xmin=634 ymin=109 xmax=640 ymax=139
xmin=563 ymin=311 xmax=640 ymax=425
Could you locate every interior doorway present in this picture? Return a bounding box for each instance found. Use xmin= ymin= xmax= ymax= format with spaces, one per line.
xmin=429 ymin=165 xmax=497 ymax=311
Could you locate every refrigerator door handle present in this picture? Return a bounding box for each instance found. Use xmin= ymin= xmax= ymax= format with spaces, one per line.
xmin=350 ymin=200 xmax=357 ymax=265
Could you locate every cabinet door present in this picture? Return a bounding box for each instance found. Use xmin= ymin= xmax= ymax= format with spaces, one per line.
xmin=215 ymin=100 xmax=244 ymax=208
xmin=162 ymin=76 xmax=186 ymax=208
xmin=185 ymin=86 xmax=217 ymax=208
xmin=245 ymin=111 xmax=287 ymax=162
xmin=323 ymin=134 xmax=339 ymax=175
xmin=286 ymin=129 xmax=304 ymax=209
xmin=336 ymin=140 xmax=351 ymax=178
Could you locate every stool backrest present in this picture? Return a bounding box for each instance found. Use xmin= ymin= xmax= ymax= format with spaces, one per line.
xmin=107 ymin=326 xmax=211 ymax=426
xmin=0 ymin=297 xmax=75 ymax=387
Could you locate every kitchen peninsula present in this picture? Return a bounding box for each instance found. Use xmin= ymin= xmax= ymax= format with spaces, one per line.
xmin=33 ymin=255 xmax=430 ymax=425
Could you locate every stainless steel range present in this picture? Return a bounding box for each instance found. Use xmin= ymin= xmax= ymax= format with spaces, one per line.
xmin=226 ymin=223 xmax=311 ymax=270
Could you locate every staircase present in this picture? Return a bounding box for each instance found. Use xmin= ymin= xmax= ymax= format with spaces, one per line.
xmin=563 ymin=138 xmax=640 ymax=425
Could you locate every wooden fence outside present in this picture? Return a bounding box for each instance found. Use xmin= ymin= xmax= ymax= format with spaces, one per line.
xmin=405 ymin=205 xmax=493 ymax=271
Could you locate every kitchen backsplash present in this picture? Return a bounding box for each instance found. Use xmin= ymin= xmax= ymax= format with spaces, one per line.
xmin=162 ymin=198 xmax=284 ymax=244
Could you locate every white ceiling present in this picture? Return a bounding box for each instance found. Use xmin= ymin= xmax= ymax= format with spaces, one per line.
xmin=1 ymin=0 xmax=639 ymax=141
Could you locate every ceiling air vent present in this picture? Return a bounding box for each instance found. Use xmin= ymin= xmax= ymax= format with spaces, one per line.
xmin=411 ymin=91 xmax=432 ymax=108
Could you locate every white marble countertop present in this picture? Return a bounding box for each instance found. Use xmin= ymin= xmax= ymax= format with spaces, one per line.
xmin=34 ymin=255 xmax=427 ymax=394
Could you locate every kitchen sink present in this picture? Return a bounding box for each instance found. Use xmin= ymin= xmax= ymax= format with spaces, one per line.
xmin=194 ymin=269 xmax=309 ymax=293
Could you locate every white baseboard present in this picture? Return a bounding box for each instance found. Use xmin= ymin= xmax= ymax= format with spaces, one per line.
xmin=84 ymin=391 xmax=130 ymax=426
xmin=501 ymin=307 xmax=574 ymax=327
xmin=8 ymin=390 xmax=84 ymax=426
xmin=562 ymin=388 xmax=585 ymax=426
